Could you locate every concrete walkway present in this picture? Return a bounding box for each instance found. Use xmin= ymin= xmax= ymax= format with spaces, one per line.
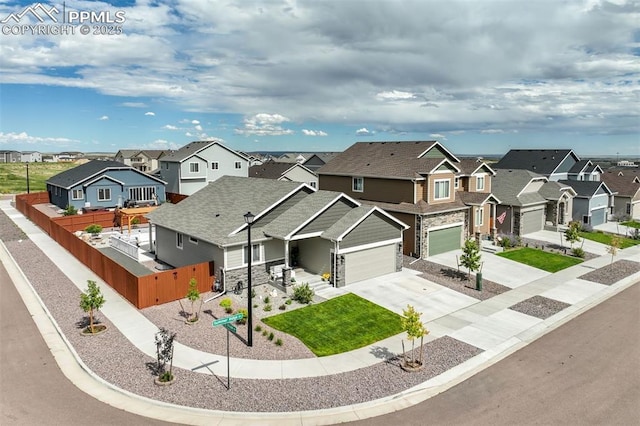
xmin=2 ymin=198 xmax=640 ymax=424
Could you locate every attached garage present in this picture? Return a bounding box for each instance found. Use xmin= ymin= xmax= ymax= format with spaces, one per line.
xmin=427 ymin=225 xmax=462 ymax=256
xmin=590 ymin=207 xmax=607 ymax=226
xmin=521 ymin=208 xmax=544 ymax=235
xmin=344 ymin=244 xmax=396 ymax=285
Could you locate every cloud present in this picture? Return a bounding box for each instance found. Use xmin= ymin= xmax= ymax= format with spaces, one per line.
xmin=145 ymin=111 xmax=155 ymax=116
xmin=194 ymin=124 xmax=203 ymax=131
xmin=143 ymin=139 xmax=181 ymax=150
xmin=429 ymin=133 xmax=447 ymax=140
xmin=99 ymin=115 xmax=109 ymax=121
xmin=163 ymin=124 xmax=178 ymax=130
xmin=375 ymin=90 xmax=417 ymax=101
xmin=0 ymin=131 xmax=78 ymax=146
xmin=356 ymin=128 xmax=372 ymax=136
xmin=235 ymin=113 xmax=294 ymax=136
xmin=191 ymin=120 xmax=200 ymax=125
xmin=302 ymin=129 xmax=328 ymax=136
xmin=121 ymin=102 xmax=147 ymax=108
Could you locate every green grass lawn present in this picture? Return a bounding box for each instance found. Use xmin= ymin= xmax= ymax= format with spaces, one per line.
xmin=621 ymin=220 xmax=640 ymax=229
xmin=579 ymin=231 xmax=640 ymax=249
xmin=497 ymin=247 xmax=583 ymax=272
xmin=0 ymin=163 xmax=76 ymax=194
xmin=262 ymin=293 xmax=403 ymax=357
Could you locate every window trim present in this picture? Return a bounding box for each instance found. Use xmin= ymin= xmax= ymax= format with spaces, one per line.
xmin=352 ymin=177 xmax=364 ymax=193
xmin=475 ymin=207 xmax=484 ymax=226
xmin=176 ymin=232 xmax=183 ymax=249
xmin=476 ymin=175 xmax=485 ymax=191
xmin=189 ymin=162 xmax=200 ymax=173
xmin=234 ymin=161 xmax=242 ymax=169
xmin=309 ymin=181 xmax=317 ymax=189
xmin=454 ymin=177 xmax=460 ymax=189
xmin=243 ymin=243 xmax=261 ymax=264
xmin=71 ymin=189 xmax=84 ymax=200
xmin=189 ymin=236 xmax=199 ymax=245
xmin=433 ymin=179 xmax=450 ymax=200
xmin=211 ymin=162 xmax=219 ymax=170
xmin=97 ymin=188 xmax=111 ymax=201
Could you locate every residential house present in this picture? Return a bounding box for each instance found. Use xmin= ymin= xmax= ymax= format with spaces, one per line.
xmin=557 ymin=180 xmax=614 ymax=226
xmin=318 ymin=141 xmax=500 ymax=258
xmin=491 ymin=169 xmax=576 ymax=236
xmin=601 ymin=170 xmax=640 ymax=219
xmin=57 ymin=152 xmax=84 ymax=162
xmin=302 ymin=153 xmax=339 ymax=172
xmin=114 ymin=149 xmax=168 ymax=172
xmin=249 ymin=160 xmax=318 ymax=188
xmin=0 ymin=150 xmax=21 ymax=163
xmin=159 ymin=141 xmax=249 ymax=196
xmin=146 ymin=176 xmax=408 ymax=288
xmin=21 ymin=151 xmax=42 ymax=162
xmin=46 ymin=159 xmax=167 ymax=211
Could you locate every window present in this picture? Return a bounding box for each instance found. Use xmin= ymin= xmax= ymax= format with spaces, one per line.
xmin=189 ymin=236 xmax=198 ymax=244
xmin=234 ymin=161 xmax=242 ymax=169
xmin=582 ymin=215 xmax=589 ymax=224
xmin=97 ymin=188 xmax=111 ymax=201
xmin=211 ymin=162 xmax=219 ymax=170
xmin=128 ymin=186 xmax=155 ymax=201
xmin=309 ymin=181 xmax=317 ymax=188
xmin=71 ymin=189 xmax=83 ymax=200
xmin=434 ymin=179 xmax=450 ymax=200
xmin=476 ymin=175 xmax=485 ymax=191
xmin=626 ymin=203 xmax=632 ymax=215
xmin=189 ymin=162 xmax=199 ymax=173
xmin=454 ymin=177 xmax=460 ymax=189
xmin=243 ymin=243 xmax=261 ymax=264
xmin=475 ymin=207 xmax=484 ymax=226
xmin=176 ymin=233 xmax=183 ymax=249
xmin=352 ymin=177 xmax=364 ymax=192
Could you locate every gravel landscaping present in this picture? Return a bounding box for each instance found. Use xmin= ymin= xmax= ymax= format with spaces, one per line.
xmin=403 ymin=255 xmax=510 ymax=301
xmin=1 ymin=208 xmax=483 ymax=412
xmin=508 ymin=296 xmax=571 ymax=320
xmin=578 ymin=260 xmax=640 ymax=286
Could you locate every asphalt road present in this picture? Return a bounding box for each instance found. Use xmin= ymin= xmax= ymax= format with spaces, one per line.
xmin=2 ymin=255 xmax=638 ymax=425
xmin=353 ymin=282 xmax=640 ymax=426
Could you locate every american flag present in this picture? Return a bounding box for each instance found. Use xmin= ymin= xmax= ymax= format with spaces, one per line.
xmin=497 ymin=211 xmax=507 ymax=224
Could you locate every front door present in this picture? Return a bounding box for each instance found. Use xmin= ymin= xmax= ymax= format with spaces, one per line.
xmin=559 ymin=202 xmax=565 ymax=224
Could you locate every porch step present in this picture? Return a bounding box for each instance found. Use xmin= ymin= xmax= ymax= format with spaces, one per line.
xmin=480 ymin=243 xmax=503 ymax=254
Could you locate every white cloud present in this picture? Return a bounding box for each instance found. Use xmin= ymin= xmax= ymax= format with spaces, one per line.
xmin=194 ymin=124 xmax=203 ymax=131
xmin=99 ymin=115 xmax=109 ymax=121
xmin=356 ymin=128 xmax=372 ymax=136
xmin=0 ymin=131 xmax=78 ymax=146
xmin=121 ymin=102 xmax=147 ymax=108
xmin=191 ymin=120 xmax=200 ymax=125
xmin=376 ymin=90 xmax=417 ymax=101
xmin=142 ymin=139 xmax=181 ymax=150
xmin=163 ymin=125 xmax=178 ymax=130
xmin=145 ymin=111 xmax=155 ymax=116
xmin=235 ymin=113 xmax=294 ymax=136
xmin=429 ymin=133 xmax=447 ymax=140
xmin=302 ymin=129 xmax=328 ymax=136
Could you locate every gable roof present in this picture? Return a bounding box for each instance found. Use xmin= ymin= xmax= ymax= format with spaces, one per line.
xmin=46 ymin=159 xmax=166 ymax=189
xmin=558 ymin=180 xmax=614 ymax=198
xmin=538 ymin=181 xmax=577 ymax=200
xmin=492 ymin=169 xmax=548 ymax=206
xmin=115 ymin=149 xmax=139 ymax=159
xmin=317 ymin=141 xmax=461 ymax=179
xmin=601 ymin=170 xmax=640 ymax=198
xmin=494 ymin=149 xmax=577 ymax=176
xmin=457 ymin=158 xmax=496 ymax=176
xmin=160 ymin=141 xmax=248 ymax=163
xmin=248 ymin=161 xmax=315 ymax=180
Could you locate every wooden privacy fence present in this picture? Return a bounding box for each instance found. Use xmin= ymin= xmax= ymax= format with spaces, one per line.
xmin=14 ymin=192 xmax=214 ymax=309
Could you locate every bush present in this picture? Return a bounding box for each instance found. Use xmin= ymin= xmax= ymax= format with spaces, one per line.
xmin=571 ymin=247 xmax=585 ymax=258
xmin=262 ymin=330 xmax=268 ymax=336
xmin=501 ymin=236 xmax=511 ymax=249
xmin=275 ymin=338 xmax=283 ymax=346
xmin=279 ymin=304 xmax=286 ymax=310
xmin=236 ymin=308 xmax=248 ymax=324
xmin=251 ymin=288 xmax=256 ymax=299
xmin=264 ymin=296 xmax=270 ymax=304
xmin=84 ymin=224 xmax=103 ymax=235
xmin=255 ymin=325 xmax=262 ymax=332
xmin=219 ymin=298 xmax=233 ymax=314
xmin=285 ymin=299 xmax=292 ymax=305
xmin=263 ymin=304 xmax=272 ymax=312
xmin=292 ymin=282 xmax=314 ymax=304
xmin=268 ymin=332 xmax=274 ymax=341
xmin=63 ymin=205 xmax=77 ymax=216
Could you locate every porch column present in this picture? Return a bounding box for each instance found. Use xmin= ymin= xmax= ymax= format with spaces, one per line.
xmin=148 ymin=222 xmax=154 ymax=252
xmin=284 ymin=240 xmax=290 ymax=268
xmin=491 ymin=203 xmax=497 ymax=242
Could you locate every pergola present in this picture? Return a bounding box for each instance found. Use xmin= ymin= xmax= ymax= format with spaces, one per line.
xmin=115 ymin=206 xmax=157 ymax=234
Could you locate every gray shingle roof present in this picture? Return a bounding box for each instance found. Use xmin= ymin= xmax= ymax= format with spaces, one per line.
xmin=494 ymin=149 xmax=575 ymax=176
xmin=317 ymin=141 xmax=459 ymax=179
xmin=538 ymin=181 xmax=574 ymax=201
xmin=457 ymin=158 xmax=495 ymax=175
xmin=492 ymin=169 xmax=547 ymax=206
xmin=160 ymin=141 xmax=245 ymax=163
xmin=601 ymin=170 xmax=640 ymax=197
xmin=249 ymin=161 xmax=296 ymax=179
xmin=558 ymin=180 xmax=612 ymax=198
xmin=46 ymin=159 xmax=131 ymax=188
xmin=568 ymin=159 xmax=590 ymax=174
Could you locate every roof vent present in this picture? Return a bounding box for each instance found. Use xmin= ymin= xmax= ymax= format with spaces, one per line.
xmin=390 ymin=153 xmax=394 ymax=156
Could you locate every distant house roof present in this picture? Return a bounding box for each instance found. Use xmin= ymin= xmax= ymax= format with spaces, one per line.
xmin=46 ymin=159 xmax=166 ymax=189
xmin=317 ymin=141 xmax=461 ymax=179
xmin=249 ymin=161 xmax=300 ymax=179
xmin=492 ymin=169 xmax=548 ymax=206
xmin=457 ymin=158 xmax=496 ymax=176
xmin=160 ymin=141 xmax=248 ymax=163
xmin=601 ymin=170 xmax=640 ymax=198
xmin=494 ymin=149 xmax=577 ymax=176
xmin=558 ymin=180 xmax=614 ymax=198
xmin=538 ymin=181 xmax=577 ymax=200
xmin=115 ymin=149 xmax=139 ymax=158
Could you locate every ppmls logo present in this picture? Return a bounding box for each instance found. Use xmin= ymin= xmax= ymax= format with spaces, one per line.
xmin=1 ymin=3 xmax=60 ymax=24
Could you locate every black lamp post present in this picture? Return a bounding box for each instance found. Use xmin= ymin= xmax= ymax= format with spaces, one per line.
xmin=244 ymin=211 xmax=255 ymax=347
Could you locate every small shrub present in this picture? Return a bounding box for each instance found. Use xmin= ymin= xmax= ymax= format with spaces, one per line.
xmin=84 ymin=224 xmax=103 ymax=235
xmin=219 ymin=298 xmax=233 ymax=314
xmin=279 ymin=304 xmax=286 ymax=310
xmin=268 ymin=332 xmax=274 ymax=341
xmin=290 ymin=277 xmax=296 ymax=283
xmin=63 ymin=205 xmax=77 ymax=216
xmin=321 ymin=272 xmax=330 ymax=281
xmin=285 ymin=299 xmax=292 ymax=305
xmin=292 ymin=282 xmax=314 ymax=304
xmin=255 ymin=325 xmax=262 ymax=332
xmin=275 ymin=338 xmax=283 ymax=346
xmin=262 ymin=330 xmax=268 ymax=336
xmin=264 ymin=296 xmax=270 ymax=304
xmin=236 ymin=308 xmax=248 ymax=324
xmin=263 ymin=304 xmax=272 ymax=312
xmin=131 ymin=217 xmax=141 ymax=226
xmin=571 ymin=247 xmax=585 ymax=258
xmin=253 ymin=304 xmax=258 ymax=308
xmin=251 ymin=288 xmax=256 ymax=298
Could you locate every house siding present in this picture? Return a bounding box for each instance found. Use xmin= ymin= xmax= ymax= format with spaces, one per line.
xmin=155 ymin=226 xmax=220 ymax=268
xmin=319 ymin=175 xmax=414 ymax=204
xmin=387 ymin=211 xmax=415 ymax=256
xmin=282 ymin=166 xmax=318 ymax=187
xmin=298 ymin=237 xmax=332 ymax=274
xmin=340 ymin=212 xmax=401 ymax=249
xmin=426 ymin=173 xmax=455 ymax=204
xmin=294 ymin=199 xmax=356 ymax=236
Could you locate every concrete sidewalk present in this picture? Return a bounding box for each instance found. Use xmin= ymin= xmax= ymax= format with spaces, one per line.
xmin=2 ymin=198 xmax=640 ymax=424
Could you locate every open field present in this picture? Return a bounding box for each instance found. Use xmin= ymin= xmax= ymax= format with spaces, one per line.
xmin=0 ymin=163 xmax=76 ymax=194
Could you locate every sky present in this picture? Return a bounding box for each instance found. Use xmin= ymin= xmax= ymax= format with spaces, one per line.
xmin=0 ymin=0 xmax=638 ymax=157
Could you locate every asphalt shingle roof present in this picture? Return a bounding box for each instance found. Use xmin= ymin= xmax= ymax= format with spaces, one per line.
xmin=494 ymin=149 xmax=575 ymax=176
xmin=492 ymin=169 xmax=547 ymax=206
xmin=322 ymin=205 xmax=375 ymax=241
xmin=559 ymin=180 xmax=611 ymax=198
xmin=538 ymin=181 xmax=573 ymax=201
xmin=46 ymin=159 xmax=130 ymax=188
xmin=601 ymin=170 xmax=640 ymax=197
xmin=249 ymin=161 xmax=296 ymax=179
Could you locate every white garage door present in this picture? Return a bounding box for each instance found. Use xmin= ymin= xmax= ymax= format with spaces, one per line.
xmin=590 ymin=207 xmax=607 ymax=226
xmin=521 ymin=209 xmax=544 ymax=235
xmin=344 ymin=244 xmax=396 ymax=285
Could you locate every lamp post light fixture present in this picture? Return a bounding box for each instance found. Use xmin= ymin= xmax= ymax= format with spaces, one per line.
xmin=244 ymin=211 xmax=255 ymax=347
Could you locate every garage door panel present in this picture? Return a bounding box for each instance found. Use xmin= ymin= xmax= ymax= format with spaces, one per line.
xmin=428 ymin=225 xmax=462 ymax=256
xmin=590 ymin=208 xmax=606 ymax=226
xmin=522 ymin=209 xmax=544 ymax=235
xmin=345 ymin=245 xmax=395 ymax=284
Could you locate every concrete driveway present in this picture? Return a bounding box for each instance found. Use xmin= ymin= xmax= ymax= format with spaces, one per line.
xmin=346 ymin=269 xmax=479 ymax=322
xmin=525 ymin=229 xmax=609 ymax=256
xmin=428 ymin=249 xmax=550 ymax=289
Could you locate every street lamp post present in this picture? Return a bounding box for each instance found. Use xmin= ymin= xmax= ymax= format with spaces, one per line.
xmin=244 ymin=211 xmax=255 ymax=347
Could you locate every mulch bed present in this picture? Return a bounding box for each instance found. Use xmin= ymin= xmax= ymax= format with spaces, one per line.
xmin=578 ymin=260 xmax=640 ymax=285
xmin=403 ymin=255 xmax=510 ymax=301
xmin=508 ymin=296 xmax=571 ymax=320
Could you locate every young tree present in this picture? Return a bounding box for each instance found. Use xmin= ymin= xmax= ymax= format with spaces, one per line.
xmin=564 ymin=221 xmax=581 ymax=249
xmin=155 ymin=328 xmax=177 ymax=382
xmin=185 ymin=278 xmax=201 ymax=322
xmin=459 ymin=239 xmax=481 ymax=281
xmin=401 ymin=305 xmax=429 ymax=368
xmin=79 ymin=280 xmax=106 ymax=334
xmin=607 ymin=235 xmax=622 ymax=265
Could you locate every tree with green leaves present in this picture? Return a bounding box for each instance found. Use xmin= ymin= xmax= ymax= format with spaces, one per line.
xmin=155 ymin=328 xmax=177 ymax=382
xmin=460 ymin=238 xmax=481 ymax=281
xmin=79 ymin=280 xmax=106 ymax=334
xmin=607 ymin=235 xmax=622 ymax=265
xmin=401 ymin=305 xmax=429 ymax=368
xmin=564 ymin=221 xmax=581 ymax=249
xmin=179 ymin=277 xmax=202 ymax=322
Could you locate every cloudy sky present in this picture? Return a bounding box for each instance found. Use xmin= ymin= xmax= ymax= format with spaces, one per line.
xmin=0 ymin=0 xmax=638 ymax=156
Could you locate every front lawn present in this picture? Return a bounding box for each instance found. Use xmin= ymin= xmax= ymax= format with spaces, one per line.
xmin=579 ymin=231 xmax=640 ymax=249
xmin=262 ymin=293 xmax=403 ymax=357
xmin=621 ymin=220 xmax=640 ymax=229
xmin=497 ymin=247 xmax=583 ymax=272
